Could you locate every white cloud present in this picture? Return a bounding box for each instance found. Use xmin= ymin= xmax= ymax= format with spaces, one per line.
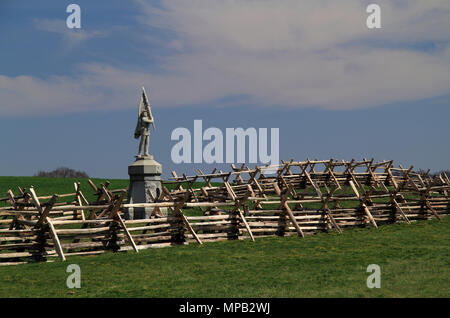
xmin=134 ymin=0 xmax=450 ymax=110
xmin=34 ymin=18 xmax=108 ymax=49
xmin=1 ymin=1 xmax=449 ymax=116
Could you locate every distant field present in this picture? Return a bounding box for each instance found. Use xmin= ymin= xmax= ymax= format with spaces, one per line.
xmin=0 ymin=176 xmax=216 ymax=202
xmin=0 ymin=216 xmax=448 ymax=297
xmin=0 ymin=176 xmax=129 ymax=204
xmin=0 ymin=177 xmax=213 ymax=216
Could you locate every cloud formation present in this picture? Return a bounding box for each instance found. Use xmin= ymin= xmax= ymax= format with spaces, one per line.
xmin=34 ymin=18 xmax=108 ymax=49
xmin=1 ymin=0 xmax=449 ymax=116
xmin=137 ymin=0 xmax=450 ymax=110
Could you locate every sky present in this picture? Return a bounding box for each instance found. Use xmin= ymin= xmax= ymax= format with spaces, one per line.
xmin=0 ymin=0 xmax=449 ymax=179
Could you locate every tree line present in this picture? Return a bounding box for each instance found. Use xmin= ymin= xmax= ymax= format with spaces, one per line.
xmin=34 ymin=167 xmax=89 ymax=178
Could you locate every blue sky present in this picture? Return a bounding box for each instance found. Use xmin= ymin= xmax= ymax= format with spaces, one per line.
xmin=0 ymin=0 xmax=449 ymax=179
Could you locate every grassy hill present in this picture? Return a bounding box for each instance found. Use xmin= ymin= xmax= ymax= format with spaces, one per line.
xmin=0 ymin=176 xmax=448 ymax=298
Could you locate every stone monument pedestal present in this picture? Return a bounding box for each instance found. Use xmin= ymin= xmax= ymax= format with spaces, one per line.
xmin=125 ymin=155 xmax=166 ymax=219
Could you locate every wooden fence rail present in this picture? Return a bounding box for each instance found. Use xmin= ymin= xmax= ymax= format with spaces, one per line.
xmin=0 ymin=158 xmax=449 ymax=265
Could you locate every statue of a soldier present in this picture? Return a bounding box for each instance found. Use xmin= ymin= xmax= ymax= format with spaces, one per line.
xmin=134 ymin=87 xmax=156 ymax=158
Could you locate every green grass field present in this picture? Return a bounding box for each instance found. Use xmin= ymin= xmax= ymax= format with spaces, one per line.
xmin=0 ymin=217 xmax=448 ymax=298
xmin=0 ymin=177 xmax=448 ymax=298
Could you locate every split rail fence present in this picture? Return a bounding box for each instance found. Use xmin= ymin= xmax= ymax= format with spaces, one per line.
xmin=0 ymin=158 xmax=449 ymax=265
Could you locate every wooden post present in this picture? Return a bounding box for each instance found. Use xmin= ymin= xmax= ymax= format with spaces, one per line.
xmin=300 ymin=161 xmax=323 ymax=200
xmin=197 ymin=169 xmax=213 ymax=188
xmin=247 ymin=167 xmax=267 ymax=199
xmin=273 ymin=183 xmax=304 ymax=237
xmin=29 ymin=187 xmax=43 ymax=215
xmin=171 ymin=171 xmax=185 ymax=191
xmin=7 ymin=190 xmax=20 ymax=230
xmin=325 ymin=209 xmax=342 ymax=234
xmin=349 ymin=181 xmax=378 ymax=228
xmin=324 ymin=159 xmax=342 ymax=190
xmin=391 ymin=198 xmax=411 ymax=224
xmin=74 ymin=183 xmax=86 ymax=221
xmin=88 ymin=179 xmax=99 ymax=192
xmin=35 ymin=194 xmax=59 ymax=228
xmin=7 ymin=190 xmax=17 ymax=209
xmin=110 ymin=192 xmax=139 ymax=252
xmin=181 ymin=213 xmax=202 ymax=245
xmin=319 ymin=186 xmax=342 ymax=233
xmin=46 ymin=217 xmax=66 ymax=261
xmin=421 ymin=184 xmax=441 ymax=221
xmin=230 ymin=185 xmax=255 ymax=241
xmin=172 ymin=192 xmax=202 ymax=245
xmin=231 ymin=163 xmax=246 ymax=184
xmin=117 ymin=213 xmax=139 ymax=252
xmin=101 ymin=184 xmax=113 ymax=203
